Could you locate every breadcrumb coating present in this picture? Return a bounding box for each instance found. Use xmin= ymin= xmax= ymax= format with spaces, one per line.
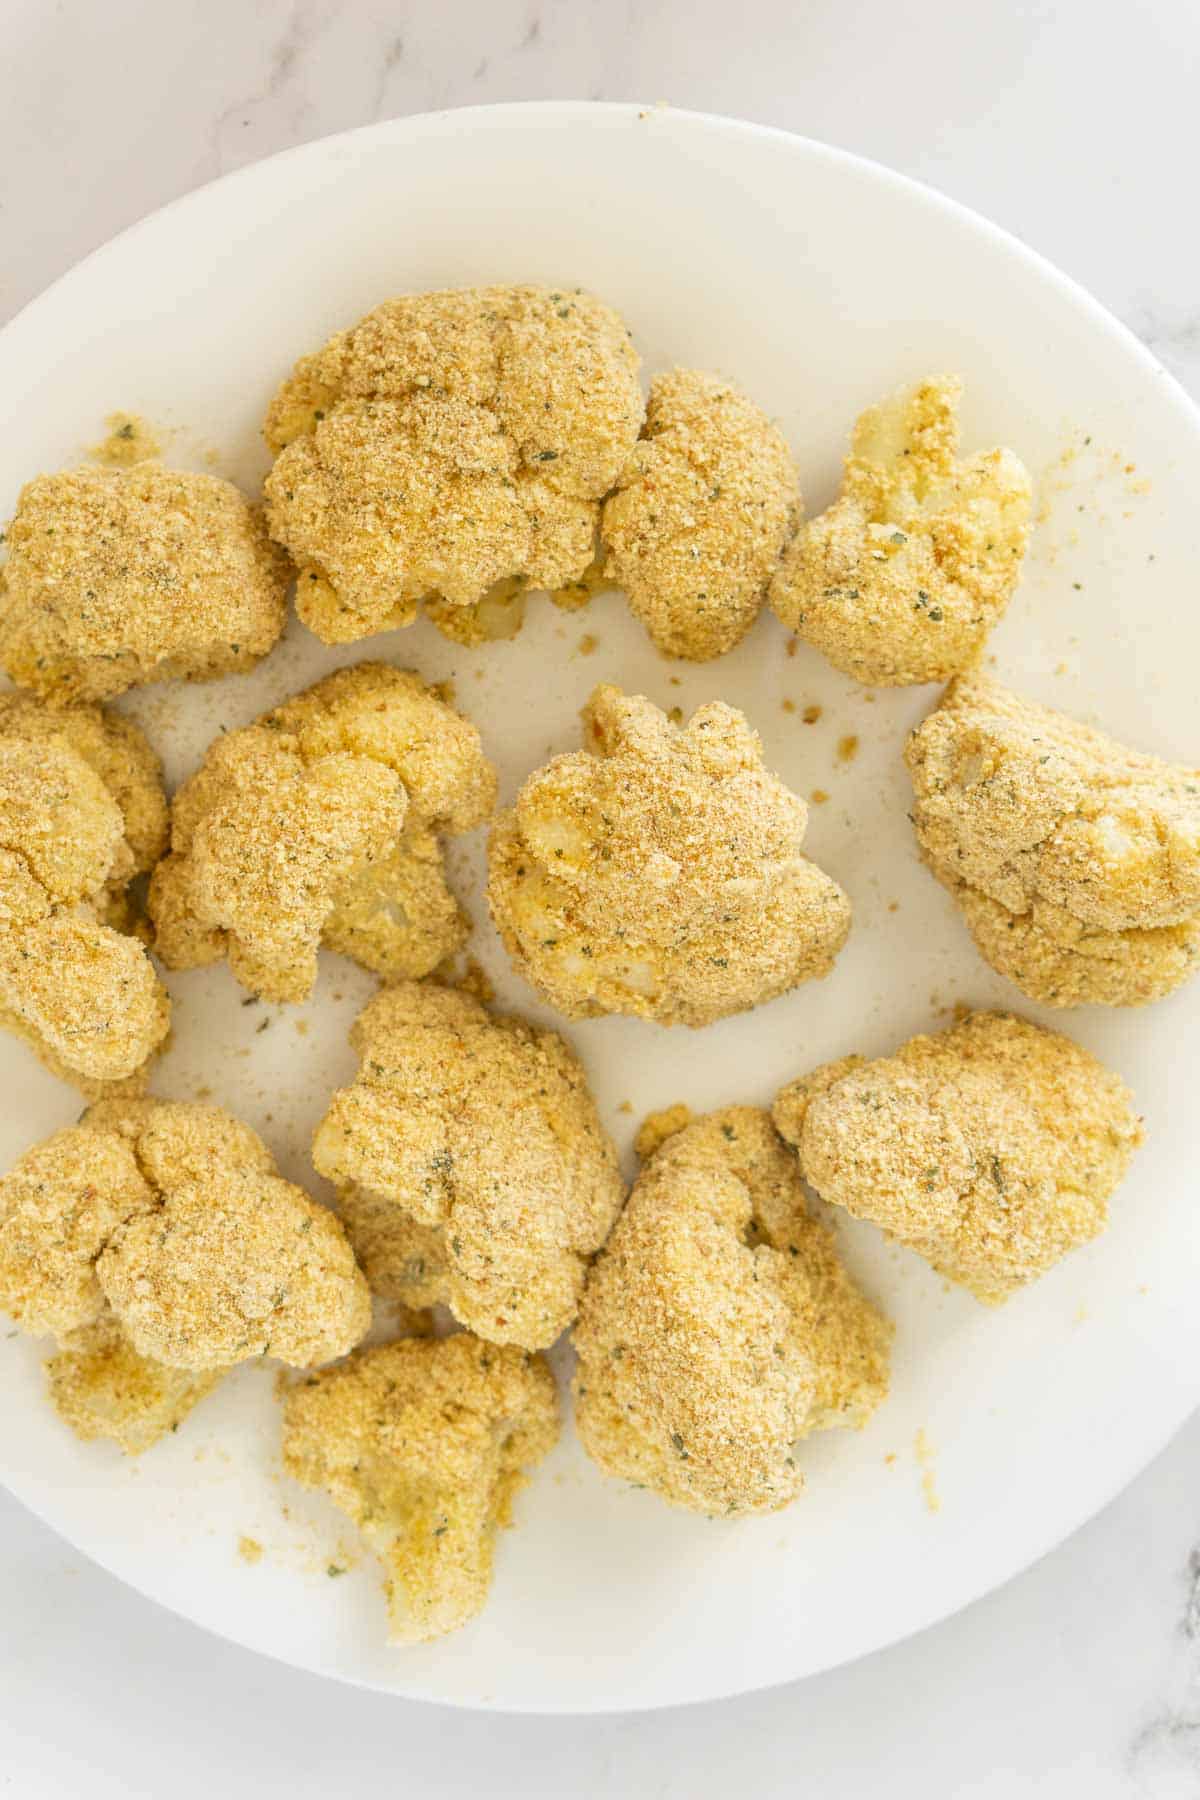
xmin=600 ymin=368 xmax=800 ymax=660
xmin=0 ymin=463 xmax=289 ymax=701
xmin=46 ymin=1312 xmax=221 ymax=1455
xmin=773 ymin=1012 xmax=1142 ymax=1305
xmin=906 ymin=674 xmax=1200 ymax=1005
xmin=0 ymin=691 xmax=169 ymax=1087
xmin=263 ymin=285 xmax=644 ymax=644
xmin=149 ymin=663 xmax=496 ymax=1003
xmin=0 ymin=1097 xmax=369 ymax=1387
xmin=770 ymin=376 xmax=1031 ymax=685
xmin=573 ymin=1108 xmax=890 ymax=1516
xmin=487 ymin=684 xmax=851 ymax=1027
xmin=281 ymin=1333 xmax=558 ymax=1642
xmin=312 ymin=982 xmax=624 ymax=1349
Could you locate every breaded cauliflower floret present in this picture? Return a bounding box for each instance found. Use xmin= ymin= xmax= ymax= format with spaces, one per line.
xmin=0 ymin=1099 xmax=369 ymax=1414
xmin=312 ymin=982 xmax=624 ymax=1349
xmin=281 ymin=1333 xmax=558 ymax=1642
xmin=773 ymin=1012 xmax=1142 ymax=1305
xmin=600 ymin=368 xmax=800 ymax=660
xmin=149 ymin=664 xmax=496 ymax=1003
xmin=0 ymin=690 xmax=169 ymax=1089
xmin=0 ymin=463 xmax=290 ymax=701
xmin=487 ymin=684 xmax=851 ymax=1027
xmin=263 ymin=284 xmax=644 ymax=645
xmin=573 ymin=1108 xmax=890 ymax=1516
xmin=770 ymin=376 xmax=1031 ymax=685
xmin=45 ymin=1313 xmax=222 ymax=1455
xmin=906 ymin=674 xmax=1200 ymax=1006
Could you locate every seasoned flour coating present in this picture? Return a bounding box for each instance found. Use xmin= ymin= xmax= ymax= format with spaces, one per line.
xmin=0 ymin=1098 xmax=369 ymax=1450
xmin=313 ymin=982 xmax=625 ymax=1349
xmin=150 ymin=663 xmax=495 ymax=1003
xmin=263 ymin=284 xmax=644 ymax=644
xmin=0 ymin=463 xmax=289 ymax=701
xmin=601 ymin=368 xmax=800 ymax=660
xmin=282 ymin=1333 xmax=558 ymax=1642
xmin=487 ymin=685 xmax=851 ymax=1027
xmin=770 ymin=376 xmax=1031 ymax=685
xmin=573 ymin=1108 xmax=890 ymax=1515
xmin=906 ymin=674 xmax=1200 ymax=1005
xmin=0 ymin=691 xmax=169 ymax=1088
xmin=774 ymin=1012 xmax=1142 ymax=1305
xmin=45 ymin=1313 xmax=222 ymax=1455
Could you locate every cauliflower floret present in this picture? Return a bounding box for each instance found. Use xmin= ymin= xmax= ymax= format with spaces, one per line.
xmin=263 ymin=285 xmax=644 ymax=645
xmin=281 ymin=1333 xmax=558 ymax=1642
xmin=572 ymin=1107 xmax=890 ymax=1516
xmin=773 ymin=1012 xmax=1143 ymax=1305
xmin=906 ymin=673 xmax=1200 ymax=1005
xmin=0 ymin=1098 xmax=369 ymax=1392
xmin=312 ymin=982 xmax=625 ymax=1349
xmin=770 ymin=376 xmax=1032 ymax=685
xmin=0 ymin=463 xmax=289 ymax=701
xmin=46 ymin=1312 xmax=222 ymax=1455
xmin=0 ymin=691 xmax=169 ymax=1088
xmin=601 ymin=368 xmax=800 ymax=660
xmin=149 ymin=663 xmax=496 ymax=1003
xmin=487 ymin=684 xmax=851 ymax=1027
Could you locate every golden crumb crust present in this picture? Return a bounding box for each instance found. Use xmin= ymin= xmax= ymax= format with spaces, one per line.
xmin=0 ymin=463 xmax=289 ymax=701
xmin=149 ymin=663 xmax=496 ymax=1003
xmin=572 ymin=1107 xmax=891 ymax=1516
xmin=774 ymin=1011 xmax=1142 ymax=1304
xmin=0 ymin=1097 xmax=369 ymax=1386
xmin=906 ymin=673 xmax=1200 ymax=1005
xmin=281 ymin=1333 xmax=558 ymax=1643
xmin=0 ymin=690 xmax=169 ymax=1086
xmin=263 ymin=284 xmax=644 ymax=644
xmin=313 ymin=981 xmax=625 ymax=1349
xmin=770 ymin=376 xmax=1031 ymax=685
xmin=601 ymin=368 xmax=800 ymax=660
xmin=46 ymin=1313 xmax=221 ymax=1455
xmin=487 ymin=684 xmax=851 ymax=1027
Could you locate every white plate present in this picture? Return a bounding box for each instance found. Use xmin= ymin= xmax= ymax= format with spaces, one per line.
xmin=1 ymin=103 xmax=1198 ymax=1714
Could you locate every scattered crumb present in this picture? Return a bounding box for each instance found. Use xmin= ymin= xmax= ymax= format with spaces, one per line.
xmin=1073 ymin=1304 xmax=1089 ymax=1325
xmin=577 ymin=633 xmax=599 ymax=657
xmin=88 ymin=411 xmax=162 ymax=466
xmin=667 ymin=705 xmax=684 ymax=724
xmin=294 ymin=1019 xmax=310 ymax=1037
xmin=634 ymin=1103 xmax=694 ymax=1160
xmin=810 ymin=788 xmax=830 ymax=805
xmin=781 ymin=698 xmax=796 ymax=714
xmin=668 ymin=675 xmax=681 ymax=687
xmin=836 ymin=734 xmax=859 ymax=764
xmin=786 ymin=637 xmax=798 ymax=658
xmin=884 ymin=1453 xmax=898 ymax=1467
xmin=617 ymin=1100 xmax=633 ymax=1115
xmin=887 ymin=900 xmax=900 ymax=914
xmin=238 ymin=1535 xmax=264 ymax=1565
xmin=915 ymin=1428 xmax=941 ymax=1514
xmin=802 ymin=704 xmax=822 ymax=725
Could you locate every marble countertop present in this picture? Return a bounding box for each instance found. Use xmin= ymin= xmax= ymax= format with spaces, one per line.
xmin=4 ymin=1 xmax=1200 ymax=1793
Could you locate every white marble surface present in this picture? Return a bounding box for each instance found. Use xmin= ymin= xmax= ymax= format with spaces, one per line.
xmin=3 ymin=0 xmax=1200 ymax=1792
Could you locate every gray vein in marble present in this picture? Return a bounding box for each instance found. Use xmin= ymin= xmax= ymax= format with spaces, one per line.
xmin=1125 ymin=1546 xmax=1200 ymax=1792
xmin=1125 ymin=297 xmax=1200 ymax=388
xmin=210 ymin=0 xmax=335 ymax=173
